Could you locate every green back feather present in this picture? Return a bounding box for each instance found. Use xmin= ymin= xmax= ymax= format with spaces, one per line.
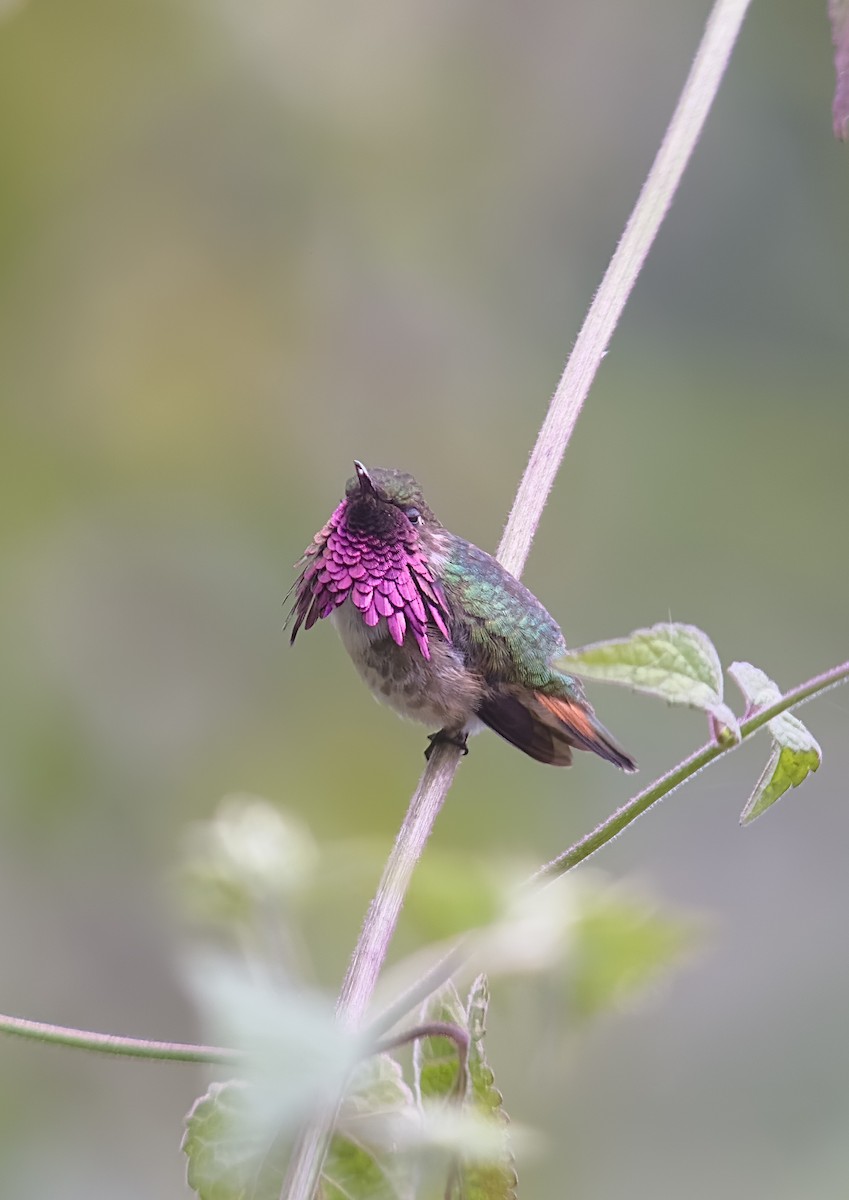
xmin=442 ymin=539 xmax=584 ymax=699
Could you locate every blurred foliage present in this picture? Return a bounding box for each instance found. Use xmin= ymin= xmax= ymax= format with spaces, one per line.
xmin=0 ymin=1 xmax=847 ymax=1197
xmin=181 ymin=801 xmax=697 ymax=1198
xmin=567 ymin=879 xmax=702 ymax=1020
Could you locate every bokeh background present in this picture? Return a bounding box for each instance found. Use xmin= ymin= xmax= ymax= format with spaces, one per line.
xmin=0 ymin=0 xmax=847 ymax=1196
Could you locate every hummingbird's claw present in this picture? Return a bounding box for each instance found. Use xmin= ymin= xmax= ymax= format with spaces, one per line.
xmin=424 ymin=729 xmax=469 ymax=761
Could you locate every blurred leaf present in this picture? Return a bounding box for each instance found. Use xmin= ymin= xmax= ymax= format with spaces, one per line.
xmin=183 ymin=1058 xmax=418 ymax=1200
xmin=381 ymin=874 xmax=701 ymax=1033
xmin=413 ymin=981 xmax=468 ymax=1104
xmin=182 ymin=1080 xmax=287 ymax=1200
xmin=406 ymin=850 xmax=507 ymax=941
xmin=470 ymin=884 xmax=575 ymax=978
xmin=387 ymin=878 xmax=580 ymax=1005
xmin=180 ymin=795 xmax=318 ymax=930
xmin=463 ymin=975 xmax=517 ymax=1200
xmin=830 ymin=0 xmax=849 ymax=139
xmin=325 ymin=1055 xmax=417 ymax=1200
xmin=184 ymin=955 xmax=361 ymax=1137
xmin=569 ymin=879 xmax=701 ymax=1019
xmin=556 ymin=622 xmax=739 ymax=737
xmin=403 ymin=1104 xmax=529 ymax=1169
xmin=311 ymin=838 xmax=393 ymax=895
xmin=729 ymin=662 xmax=822 ymax=824
xmin=371 ymin=876 xmax=570 ymax=1029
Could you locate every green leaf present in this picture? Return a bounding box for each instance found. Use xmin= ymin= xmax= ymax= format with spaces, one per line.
xmin=729 ymin=662 xmax=822 ymax=825
xmin=182 ymin=1080 xmax=287 ymax=1200
xmin=462 ymin=975 xmax=517 ymax=1200
xmin=183 ymin=1059 xmax=419 ymax=1200
xmin=740 ymin=742 xmax=822 ymax=826
xmin=324 ymin=1055 xmax=417 ymax=1200
xmin=569 ymin=877 xmax=701 ymax=1019
xmin=377 ymin=870 xmax=574 ymax=1021
xmin=414 ymin=981 xmax=468 ymax=1104
xmin=411 ymin=979 xmax=518 ymax=1198
xmin=465 ymin=976 xmax=499 ymax=1115
xmin=556 ymin=622 xmax=739 ymax=737
xmin=406 ymin=1104 xmax=526 ymax=1167
xmin=727 ymin=661 xmax=780 ymax=710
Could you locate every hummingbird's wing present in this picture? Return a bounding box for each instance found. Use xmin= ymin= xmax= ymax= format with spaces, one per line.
xmin=441 ymin=540 xmax=568 ymax=680
xmin=443 ymin=540 xmax=636 ymax=771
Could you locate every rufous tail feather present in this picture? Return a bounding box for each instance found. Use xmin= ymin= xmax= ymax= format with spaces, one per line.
xmin=477 ymin=687 xmax=636 ymax=771
xmin=536 ymin=692 xmax=636 ymax=771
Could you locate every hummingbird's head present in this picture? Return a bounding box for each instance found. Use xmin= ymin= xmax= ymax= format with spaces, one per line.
xmin=286 ymin=461 xmax=452 ymax=657
xmin=343 ymin=461 xmax=441 ymax=542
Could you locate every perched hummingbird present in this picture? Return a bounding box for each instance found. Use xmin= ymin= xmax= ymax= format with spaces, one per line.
xmin=286 ymin=462 xmax=636 ymax=771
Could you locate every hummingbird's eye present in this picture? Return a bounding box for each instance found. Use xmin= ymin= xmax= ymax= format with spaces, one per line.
xmin=405 ymin=507 xmax=421 ymax=525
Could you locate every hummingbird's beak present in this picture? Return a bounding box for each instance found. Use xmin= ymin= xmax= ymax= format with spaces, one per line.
xmin=354 ymin=460 xmax=375 ymax=496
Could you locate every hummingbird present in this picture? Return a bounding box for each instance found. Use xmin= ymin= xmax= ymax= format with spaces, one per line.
xmin=286 ymin=462 xmax=636 ymax=771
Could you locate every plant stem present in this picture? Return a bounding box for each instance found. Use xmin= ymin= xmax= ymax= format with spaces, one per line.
xmin=362 ymin=658 xmax=849 ymax=1037
xmin=332 ymin=0 xmax=753 ymax=1048
xmin=497 ymin=0 xmax=753 ymax=578
xmin=374 ymin=1020 xmax=470 ymax=1093
xmin=0 ymin=1011 xmax=239 ymax=1064
xmin=537 ymin=659 xmax=849 ymax=881
xmin=335 ymin=739 xmax=464 ymax=1028
xmin=5 ymin=664 xmax=843 ymax=1071
xmin=282 ymin=741 xmax=464 ymax=1200
xmin=283 ymin=1 xmax=753 ymax=1195
xmin=368 ymin=944 xmax=471 ymax=1044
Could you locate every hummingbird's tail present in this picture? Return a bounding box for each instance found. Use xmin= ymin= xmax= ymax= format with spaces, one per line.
xmin=478 ymin=687 xmax=636 ymax=772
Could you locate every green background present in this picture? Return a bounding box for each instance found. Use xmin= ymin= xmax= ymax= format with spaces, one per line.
xmin=0 ymin=1 xmax=846 ymax=1196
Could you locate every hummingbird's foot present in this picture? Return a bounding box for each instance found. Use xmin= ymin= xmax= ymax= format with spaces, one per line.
xmin=424 ymin=729 xmax=469 ymax=761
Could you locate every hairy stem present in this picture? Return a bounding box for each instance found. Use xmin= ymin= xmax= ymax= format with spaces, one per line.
xmin=333 ymin=0 xmax=753 ymax=1049
xmin=283 ymin=1 xmax=753 ymax=1195
xmin=335 ymin=739 xmax=463 ymax=1028
xmin=375 ymin=1019 xmax=471 ymax=1095
xmin=281 ymin=741 xmax=464 ymax=1200
xmin=4 ymin=663 xmax=842 ymax=1069
xmin=497 ymin=0 xmax=753 ymax=577
xmin=0 ymin=1011 xmax=239 ymax=1064
xmin=364 ymin=658 xmax=849 ymax=1038
xmin=536 ymin=659 xmax=849 ymax=881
